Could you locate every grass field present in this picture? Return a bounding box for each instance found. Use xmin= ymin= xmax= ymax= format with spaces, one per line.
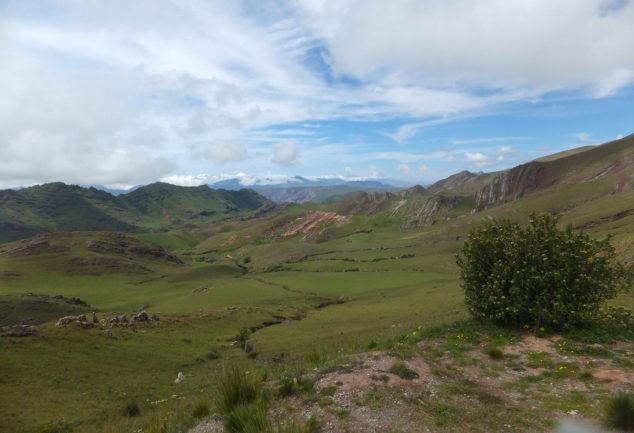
xmin=1 ymin=177 xmax=634 ymax=432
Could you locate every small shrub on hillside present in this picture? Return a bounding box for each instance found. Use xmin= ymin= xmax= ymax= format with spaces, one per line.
xmin=276 ymin=372 xmax=314 ymax=397
xmin=123 ymin=400 xmax=140 ymax=417
xmin=216 ymin=367 xmax=261 ymax=416
xmin=485 ymin=346 xmax=504 ymax=360
xmin=224 ymin=401 xmax=270 ymax=433
xmin=604 ymin=393 xmax=634 ymax=431
xmin=193 ymin=400 xmax=211 ymax=419
xmin=457 ymin=213 xmax=633 ymax=330
xmin=243 ymin=256 xmax=252 ymax=264
xmin=388 ymin=362 xmax=419 ymax=380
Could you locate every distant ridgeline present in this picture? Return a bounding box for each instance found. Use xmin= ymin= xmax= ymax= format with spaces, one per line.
xmin=329 ymin=134 xmax=634 ymax=228
xmin=1 ymin=133 xmax=633 ymax=243
xmin=0 ymin=182 xmax=274 ymax=242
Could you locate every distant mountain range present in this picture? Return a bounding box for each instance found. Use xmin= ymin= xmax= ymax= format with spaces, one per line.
xmin=207 ymin=176 xmax=402 ymax=204
xmin=0 ymin=182 xmax=273 ymax=243
xmin=1 ymin=134 xmax=632 ymax=242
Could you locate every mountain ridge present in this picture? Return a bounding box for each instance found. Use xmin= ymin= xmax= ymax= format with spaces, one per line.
xmin=0 ymin=182 xmax=274 ymax=242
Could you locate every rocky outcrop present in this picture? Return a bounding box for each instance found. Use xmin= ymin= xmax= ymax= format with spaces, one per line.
xmin=56 ymin=314 xmax=94 ymax=328
xmin=472 ymin=162 xmax=551 ymax=210
xmin=131 ymin=310 xmax=158 ymax=322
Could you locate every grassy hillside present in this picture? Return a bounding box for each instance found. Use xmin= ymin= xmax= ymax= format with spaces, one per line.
xmin=1 ymin=137 xmax=634 ymax=432
xmin=0 ymin=182 xmax=274 ymax=242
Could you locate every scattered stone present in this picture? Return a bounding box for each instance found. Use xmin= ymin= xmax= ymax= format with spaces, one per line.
xmin=56 ymin=314 xmax=88 ymax=327
xmin=174 ymin=371 xmax=185 ymax=384
xmin=132 ymin=311 xmax=149 ymax=322
xmin=150 ymin=314 xmax=160 ymax=321
xmin=107 ymin=315 xmax=129 ymax=327
xmin=91 ymin=312 xmax=99 ymax=324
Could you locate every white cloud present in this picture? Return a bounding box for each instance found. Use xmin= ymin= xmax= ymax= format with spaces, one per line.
xmin=272 ymin=142 xmax=300 ymax=166
xmin=0 ymin=1 xmax=632 ymax=187
xmin=398 ymin=163 xmax=411 ymax=174
xmin=576 ymin=132 xmax=592 ymax=142
xmin=296 ymin=0 xmax=634 ymax=93
xmin=192 ymin=140 xmax=248 ymax=163
xmin=465 ymin=152 xmax=489 ymax=167
xmin=418 ymin=165 xmax=430 ymax=174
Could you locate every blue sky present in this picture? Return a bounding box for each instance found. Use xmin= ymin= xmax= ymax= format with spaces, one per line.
xmin=1 ymin=0 xmax=633 ymax=188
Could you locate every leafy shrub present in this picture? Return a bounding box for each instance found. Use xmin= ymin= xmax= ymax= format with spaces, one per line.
xmin=388 ymin=362 xmax=419 ymax=380
xmin=243 ymin=256 xmax=252 ymax=264
xmin=604 ymin=393 xmax=634 ymax=431
xmin=123 ymin=400 xmax=140 ymax=417
xmin=457 ymin=213 xmax=632 ymax=330
xmin=216 ymin=367 xmax=261 ymax=416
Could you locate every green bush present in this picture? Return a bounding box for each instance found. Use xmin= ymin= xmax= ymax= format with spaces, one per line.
xmin=604 ymin=393 xmax=634 ymax=431
xmin=457 ymin=213 xmax=632 ymax=330
xmin=243 ymin=256 xmax=252 ymax=264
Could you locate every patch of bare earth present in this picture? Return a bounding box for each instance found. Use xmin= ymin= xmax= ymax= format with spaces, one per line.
xmin=280 ymin=211 xmax=349 ymax=240
xmin=192 ymin=337 xmax=634 ymax=433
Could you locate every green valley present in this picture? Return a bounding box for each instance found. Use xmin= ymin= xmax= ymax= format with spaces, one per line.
xmin=1 ymin=136 xmax=634 ymax=433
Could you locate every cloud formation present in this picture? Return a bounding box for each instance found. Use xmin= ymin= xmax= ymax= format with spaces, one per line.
xmin=0 ymin=0 xmax=632 ymax=187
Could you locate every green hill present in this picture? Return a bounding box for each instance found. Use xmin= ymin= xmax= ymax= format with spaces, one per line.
xmin=0 ymin=182 xmax=273 ymax=242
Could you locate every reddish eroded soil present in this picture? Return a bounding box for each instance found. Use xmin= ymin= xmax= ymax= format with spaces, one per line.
xmin=282 ymin=211 xmax=349 ymax=237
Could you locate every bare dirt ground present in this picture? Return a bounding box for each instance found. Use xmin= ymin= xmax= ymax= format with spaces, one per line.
xmin=191 ymin=334 xmax=634 ymax=433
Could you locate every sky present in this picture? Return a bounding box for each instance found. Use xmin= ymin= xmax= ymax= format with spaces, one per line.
xmin=1 ymin=0 xmax=633 ymax=189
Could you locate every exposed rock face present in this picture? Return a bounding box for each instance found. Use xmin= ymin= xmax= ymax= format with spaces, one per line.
xmin=341 ymin=192 xmax=394 ymax=215
xmin=281 ymin=211 xmax=349 ymax=238
xmin=428 ymin=170 xmax=490 ymax=195
xmin=472 ymin=162 xmax=551 ymax=210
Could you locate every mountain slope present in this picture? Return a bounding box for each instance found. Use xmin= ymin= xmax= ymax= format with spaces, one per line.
xmin=0 ymin=183 xmax=273 ymax=242
xmin=430 ymin=134 xmax=634 ymax=210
